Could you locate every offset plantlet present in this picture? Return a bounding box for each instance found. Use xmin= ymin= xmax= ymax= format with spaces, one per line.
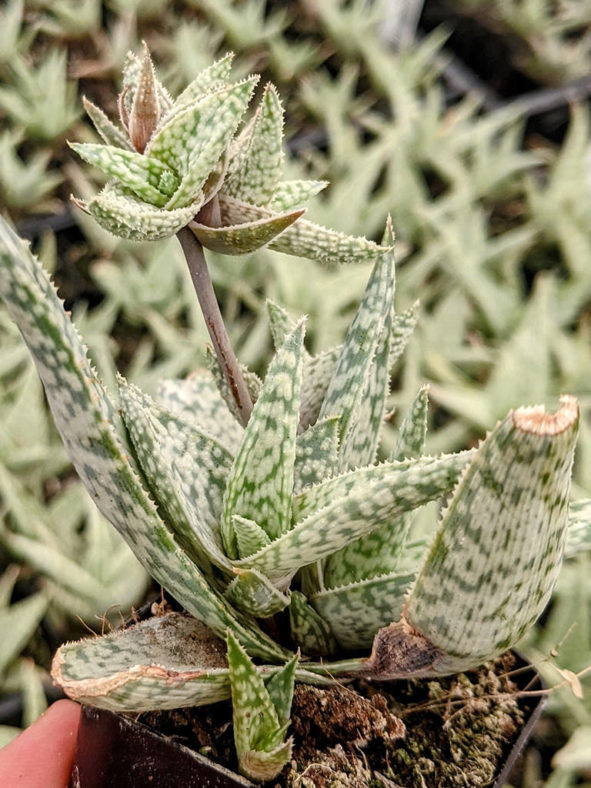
xmin=1 ymin=48 xmax=589 ymax=784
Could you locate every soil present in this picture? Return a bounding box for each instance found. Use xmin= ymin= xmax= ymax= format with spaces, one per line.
xmin=138 ymin=652 xmax=527 ymax=788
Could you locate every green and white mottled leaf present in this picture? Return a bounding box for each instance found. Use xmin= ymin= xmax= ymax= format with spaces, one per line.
xmin=53 ymin=614 xmax=306 ymax=714
xmin=217 ymin=195 xmax=389 ymax=265
xmin=0 ymin=220 xmax=284 ymax=662
xmin=339 ymin=285 xmax=393 ymax=470
xmin=69 ymin=142 xmax=178 ymax=206
xmin=239 ymin=452 xmax=472 ymax=581
xmin=566 ymin=499 xmax=591 ymax=558
xmin=311 ymin=571 xmax=414 ymax=651
xmin=289 ymin=591 xmax=337 ymax=656
xmin=221 ymin=322 xmax=305 ymax=557
xmin=82 ymin=97 xmax=133 ymax=150
xmin=389 ymin=302 xmax=419 ymax=368
xmin=294 ymin=417 xmax=340 ymax=493
xmin=391 ymin=385 xmax=430 ymax=461
xmin=118 ymin=378 xmax=232 ymax=571
xmin=293 ymin=450 xmax=471 ymax=524
xmin=329 ymin=386 xmax=430 ymax=587
xmin=205 ymin=345 xmax=262 ymax=421
xmin=225 ymin=567 xmax=290 ymax=618
xmin=156 ymin=373 xmax=243 ymax=453
xmin=265 ymin=652 xmax=298 ymax=730
xmin=266 ymin=299 xmax=300 ymax=351
xmin=170 ymin=53 xmax=234 ymax=116
xmin=190 ymin=205 xmax=304 ymax=255
xmin=227 ymin=630 xmax=294 ymax=782
xmin=269 ymin=179 xmax=328 ymax=212
xmin=53 ymin=613 xmax=231 ymax=711
xmin=233 ymin=515 xmax=271 ymax=559
xmin=371 ymin=397 xmax=580 ymax=678
xmin=318 ymin=251 xmax=393 ymax=469
xmin=224 ymin=83 xmax=284 ymax=206
xmin=148 ymin=79 xmax=257 ymax=209
xmin=87 ymin=185 xmax=203 ymax=241
xmin=300 ymin=345 xmax=342 ymax=430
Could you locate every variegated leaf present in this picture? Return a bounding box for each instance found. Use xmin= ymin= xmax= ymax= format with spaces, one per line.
xmin=224 ymin=83 xmax=284 ymax=206
xmin=156 ymin=373 xmax=243 ymax=453
xmin=390 ymin=385 xmax=430 ymax=461
xmin=566 ymin=499 xmax=591 ymax=558
xmin=53 ymin=614 xmax=231 ymax=711
xmin=147 ymin=79 xmax=258 ymax=209
xmin=294 ymin=451 xmax=473 ymax=523
xmin=269 ymin=179 xmax=328 ymax=212
xmin=329 ymin=386 xmax=430 ymax=587
xmin=311 ymin=571 xmax=415 ymax=651
xmin=318 ymin=251 xmax=393 ymax=469
xmin=266 ymin=299 xmax=299 ymax=351
xmin=225 ymin=567 xmax=290 ymax=618
xmin=265 ymin=654 xmax=298 ymax=730
xmin=118 ymin=378 xmax=231 ymax=571
xmin=300 ymin=345 xmax=342 ymax=430
xmin=53 ymin=613 xmax=313 ymax=714
xmin=82 ymin=97 xmax=133 ymax=150
xmin=190 ymin=206 xmax=304 ymax=255
xmin=289 ymin=591 xmax=337 ymax=656
xmin=367 ymin=397 xmax=580 ymax=679
xmin=221 ymin=322 xmax=305 ymax=557
xmin=69 ymin=142 xmax=178 ymax=206
xmin=294 ymin=417 xmax=340 ymax=493
xmin=170 ymin=53 xmax=234 ymax=116
xmin=205 ymin=345 xmax=262 ymax=422
xmin=339 ymin=285 xmax=393 ymax=470
xmin=227 ymin=631 xmax=294 ymax=782
xmin=86 ymin=185 xmax=203 ymax=241
xmin=389 ymin=301 xmax=419 ymax=368
xmin=217 ymin=195 xmax=389 ymax=265
xmin=233 ymin=515 xmax=271 ymax=559
xmin=0 ymin=221 xmax=283 ymax=662
xmin=238 ymin=452 xmax=472 ymax=581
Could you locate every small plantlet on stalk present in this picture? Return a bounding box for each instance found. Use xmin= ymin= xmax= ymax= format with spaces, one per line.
xmin=1 ymin=46 xmax=590 ymax=784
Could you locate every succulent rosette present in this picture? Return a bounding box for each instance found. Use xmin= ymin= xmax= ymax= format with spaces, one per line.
xmin=71 ymin=44 xmax=383 ymax=266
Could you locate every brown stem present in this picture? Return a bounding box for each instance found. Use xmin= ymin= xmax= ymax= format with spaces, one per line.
xmin=176 ymin=226 xmax=253 ymax=427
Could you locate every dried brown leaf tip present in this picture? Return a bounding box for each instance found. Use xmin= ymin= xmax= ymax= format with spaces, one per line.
xmin=512 ymin=394 xmax=579 ymax=436
xmin=128 ymin=42 xmax=160 ymax=153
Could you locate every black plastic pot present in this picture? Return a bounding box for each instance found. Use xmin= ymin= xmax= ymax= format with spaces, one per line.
xmin=69 ymin=650 xmax=546 ymax=788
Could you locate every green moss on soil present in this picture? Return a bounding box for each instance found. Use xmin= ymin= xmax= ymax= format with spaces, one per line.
xmin=139 ymin=654 xmax=526 ymax=787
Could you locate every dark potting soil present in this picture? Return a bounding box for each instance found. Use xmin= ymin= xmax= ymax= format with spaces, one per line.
xmin=138 ymin=652 xmax=526 ymax=788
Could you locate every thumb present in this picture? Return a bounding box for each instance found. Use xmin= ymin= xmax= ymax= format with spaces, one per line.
xmin=0 ymin=699 xmax=81 ymax=787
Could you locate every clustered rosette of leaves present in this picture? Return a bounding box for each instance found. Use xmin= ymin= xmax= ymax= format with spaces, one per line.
xmin=1 ymin=48 xmax=590 ymax=784
xmin=70 ymin=42 xmax=383 ymax=269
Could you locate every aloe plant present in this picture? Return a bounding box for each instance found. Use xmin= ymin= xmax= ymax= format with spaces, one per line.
xmin=0 ymin=48 xmax=589 ymax=783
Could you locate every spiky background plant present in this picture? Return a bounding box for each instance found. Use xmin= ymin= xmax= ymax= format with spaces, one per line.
xmin=1 ymin=47 xmax=590 ymax=783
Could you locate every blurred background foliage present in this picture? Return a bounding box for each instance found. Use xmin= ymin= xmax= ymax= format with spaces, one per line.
xmin=0 ymin=0 xmax=590 ymax=783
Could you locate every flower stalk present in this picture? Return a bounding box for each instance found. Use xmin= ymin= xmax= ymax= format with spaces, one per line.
xmin=176 ymin=226 xmax=253 ymax=426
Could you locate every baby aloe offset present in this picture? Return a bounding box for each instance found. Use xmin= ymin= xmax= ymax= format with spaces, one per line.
xmin=1 ymin=47 xmax=589 ymax=784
